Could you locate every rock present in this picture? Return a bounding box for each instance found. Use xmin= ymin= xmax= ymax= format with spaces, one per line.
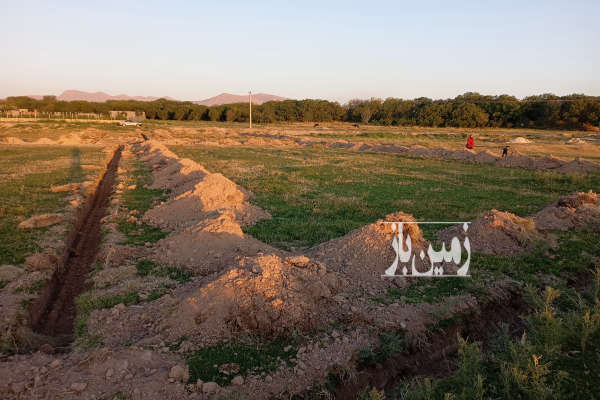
xmin=202 ymin=382 xmax=219 ymax=393
xmin=283 ymin=345 xmax=292 ymax=352
xmin=70 ymin=382 xmax=87 ymax=392
xmin=128 ymin=185 xmax=137 ymax=190
xmin=50 ymin=183 xmax=80 ymax=193
xmin=169 ymin=365 xmax=189 ymax=382
xmin=106 ymin=368 xmax=114 ymax=379
xmin=39 ymin=343 xmax=54 ymax=354
xmin=25 ymin=252 xmax=57 ymax=270
xmin=18 ymin=214 xmax=63 ymax=229
xmin=265 ymin=375 xmax=273 ymax=383
xmin=49 ymin=359 xmax=62 ymax=369
xmin=231 ymin=375 xmax=244 ymax=385
xmin=196 ymin=379 xmax=204 ymax=389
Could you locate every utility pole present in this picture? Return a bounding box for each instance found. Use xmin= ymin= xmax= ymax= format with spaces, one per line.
xmin=249 ymin=90 xmax=252 ymax=129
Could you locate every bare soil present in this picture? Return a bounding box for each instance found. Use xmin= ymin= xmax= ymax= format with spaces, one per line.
xmin=28 ymin=146 xmax=123 ymax=344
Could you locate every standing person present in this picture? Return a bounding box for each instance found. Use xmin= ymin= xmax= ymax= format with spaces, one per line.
xmin=502 ymin=145 xmax=510 ymax=157
xmin=466 ymin=134 xmax=474 ymax=149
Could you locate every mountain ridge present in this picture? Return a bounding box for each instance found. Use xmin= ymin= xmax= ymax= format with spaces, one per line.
xmin=19 ymin=90 xmax=288 ymax=105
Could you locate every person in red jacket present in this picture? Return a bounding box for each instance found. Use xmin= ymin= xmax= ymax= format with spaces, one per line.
xmin=466 ymin=134 xmax=474 ymax=149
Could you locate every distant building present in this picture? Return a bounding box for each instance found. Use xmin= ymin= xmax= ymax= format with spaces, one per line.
xmin=109 ymin=110 xmax=145 ymax=121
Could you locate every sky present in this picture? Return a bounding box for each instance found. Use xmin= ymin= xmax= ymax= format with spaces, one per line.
xmin=1 ymin=0 xmax=599 ymax=103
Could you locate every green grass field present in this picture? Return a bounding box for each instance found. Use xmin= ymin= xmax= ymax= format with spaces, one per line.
xmin=170 ymin=145 xmax=599 ymax=248
xmin=0 ymin=145 xmax=105 ymax=264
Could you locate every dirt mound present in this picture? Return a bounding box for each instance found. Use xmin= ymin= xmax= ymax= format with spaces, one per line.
xmin=555 ymin=157 xmax=600 ymax=174
xmin=473 ymin=150 xmax=499 ymax=163
xmin=18 ymin=214 xmax=64 ymax=229
xmin=533 ymin=155 xmax=566 ymax=170
xmin=308 ymin=211 xmax=428 ymax=289
xmin=355 ymin=143 xmax=374 ymax=152
xmin=137 ymin=140 xmax=270 ymax=230
xmin=446 ymin=149 xmax=476 ymax=161
xmin=438 ymin=210 xmax=541 ymax=256
xmin=406 ymin=145 xmax=434 ymax=157
xmin=144 ymin=172 xmax=269 ymax=229
xmin=428 ymin=147 xmax=454 ymax=158
xmin=534 ymin=191 xmax=600 ymax=232
xmin=495 ymin=150 xmax=535 ymax=169
xmin=148 ymin=158 xmax=210 ymax=195
xmin=152 ymin=210 xmax=279 ymax=274
xmin=509 ymin=137 xmax=532 ymax=143
xmin=24 ymin=252 xmax=58 ymax=270
xmin=162 ymin=254 xmax=346 ymax=340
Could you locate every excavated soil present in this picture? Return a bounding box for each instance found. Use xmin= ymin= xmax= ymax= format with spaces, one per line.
xmin=240 ymin=132 xmax=600 ymax=174
xmin=534 ymin=190 xmax=600 ymax=232
xmin=28 ymin=146 xmax=123 ymax=344
xmin=2 ymin=134 xmax=597 ymax=399
xmin=438 ymin=210 xmax=541 ymax=256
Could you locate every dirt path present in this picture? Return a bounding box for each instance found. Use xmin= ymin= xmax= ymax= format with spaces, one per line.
xmin=29 ymin=146 xmax=123 ymax=344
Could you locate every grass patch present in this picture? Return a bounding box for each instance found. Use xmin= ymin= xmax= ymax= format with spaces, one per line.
xmin=373 ymin=279 xmax=473 ymax=305
xmin=135 ymin=259 xmax=192 ymax=283
xmin=473 ymin=231 xmax=600 ymax=285
xmin=187 ymin=337 xmax=299 ymax=386
xmin=74 ymin=291 xmax=141 ymax=341
xmin=170 ymin=145 xmax=599 ymax=250
xmin=392 ymin=276 xmax=600 ymax=400
xmin=117 ymin=220 xmax=167 ymax=245
xmin=0 ymin=146 xmax=104 ymax=264
xmin=117 ymin=159 xmax=169 ymax=245
xmin=358 ymin=330 xmax=406 ymax=367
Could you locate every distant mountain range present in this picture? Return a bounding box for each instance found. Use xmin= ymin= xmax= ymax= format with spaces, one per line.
xmin=22 ymin=90 xmax=288 ymax=106
xmin=194 ymin=93 xmax=288 ymax=106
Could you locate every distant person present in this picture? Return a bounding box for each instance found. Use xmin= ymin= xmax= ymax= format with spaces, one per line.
xmin=502 ymin=145 xmax=510 ymax=157
xmin=466 ymin=134 xmax=474 ymax=149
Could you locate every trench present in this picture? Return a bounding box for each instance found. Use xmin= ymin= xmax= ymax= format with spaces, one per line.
xmin=333 ymin=287 xmax=527 ymax=399
xmin=28 ymin=145 xmax=123 ymax=346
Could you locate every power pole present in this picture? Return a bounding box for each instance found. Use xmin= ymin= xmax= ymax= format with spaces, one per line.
xmin=249 ymin=90 xmax=252 ymax=129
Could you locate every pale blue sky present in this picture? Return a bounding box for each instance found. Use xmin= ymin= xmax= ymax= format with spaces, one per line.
xmin=1 ymin=0 xmax=598 ymax=102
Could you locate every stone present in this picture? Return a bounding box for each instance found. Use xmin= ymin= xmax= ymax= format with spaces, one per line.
xmin=106 ymin=368 xmax=114 ymax=379
xmin=70 ymin=382 xmax=87 ymax=392
xmin=231 ymin=375 xmax=244 ymax=385
xmin=50 ymin=183 xmax=80 ymax=193
xmin=49 ymin=359 xmax=62 ymax=369
xmin=39 ymin=343 xmax=54 ymax=354
xmin=195 ymin=379 xmax=204 ymax=389
xmin=202 ymin=382 xmax=219 ymax=393
xmin=25 ymin=252 xmax=57 ymax=270
xmin=18 ymin=214 xmax=64 ymax=229
xmin=169 ymin=365 xmax=189 ymax=382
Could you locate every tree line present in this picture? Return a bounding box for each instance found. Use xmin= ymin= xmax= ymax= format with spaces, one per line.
xmin=1 ymin=92 xmax=599 ymax=130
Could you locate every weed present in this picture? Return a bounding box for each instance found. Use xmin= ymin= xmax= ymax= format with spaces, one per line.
xmin=187 ymin=337 xmax=299 ymax=386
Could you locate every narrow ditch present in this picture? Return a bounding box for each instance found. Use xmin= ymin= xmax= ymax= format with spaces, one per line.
xmin=333 ymin=287 xmax=527 ymax=399
xmin=28 ymin=145 xmax=123 ymax=346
